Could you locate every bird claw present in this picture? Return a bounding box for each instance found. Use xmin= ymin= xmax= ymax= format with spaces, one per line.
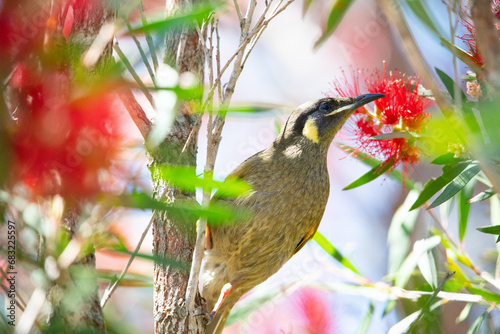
xmin=193 ymin=310 xmax=216 ymax=324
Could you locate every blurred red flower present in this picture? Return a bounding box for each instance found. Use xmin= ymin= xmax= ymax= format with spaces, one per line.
xmin=294 ymin=288 xmax=333 ymax=334
xmin=8 ymin=63 xmax=124 ymax=199
xmin=329 ymin=63 xmax=432 ymax=172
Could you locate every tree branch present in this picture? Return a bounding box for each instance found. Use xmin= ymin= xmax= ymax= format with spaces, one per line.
xmin=119 ymin=88 xmax=153 ymax=139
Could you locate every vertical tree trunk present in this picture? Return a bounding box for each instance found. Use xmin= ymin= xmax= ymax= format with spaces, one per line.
xmin=151 ymin=1 xmax=205 ymax=333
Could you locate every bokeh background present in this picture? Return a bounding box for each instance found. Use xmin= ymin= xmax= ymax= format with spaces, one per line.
xmin=98 ymin=1 xmax=495 ymax=333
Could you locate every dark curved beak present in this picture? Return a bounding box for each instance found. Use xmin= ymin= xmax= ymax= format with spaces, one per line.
xmin=354 ymin=93 xmax=385 ymax=109
xmin=325 ymin=93 xmax=385 ymax=116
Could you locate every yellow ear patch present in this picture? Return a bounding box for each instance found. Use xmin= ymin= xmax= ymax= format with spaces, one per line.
xmin=302 ymin=118 xmax=319 ymax=144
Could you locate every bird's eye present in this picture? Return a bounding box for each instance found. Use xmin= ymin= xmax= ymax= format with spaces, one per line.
xmin=319 ymin=102 xmax=332 ymax=112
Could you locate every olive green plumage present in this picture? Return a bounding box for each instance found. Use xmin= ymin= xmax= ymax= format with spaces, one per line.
xmin=202 ymin=94 xmax=384 ymax=334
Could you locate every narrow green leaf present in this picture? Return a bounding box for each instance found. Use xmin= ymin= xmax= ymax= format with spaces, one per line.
xmin=458 ymin=179 xmax=477 ymax=242
xmin=469 ymin=189 xmax=495 ymax=203
xmin=431 ymin=153 xmax=467 ymax=165
xmin=343 ymin=159 xmax=395 ymax=190
xmin=388 ymin=300 xmax=444 ymax=334
xmin=428 ymin=164 xmax=480 ymax=209
xmin=434 ymin=68 xmax=481 ymax=134
xmin=456 ymin=303 xmax=473 ymax=324
xmin=226 ymin=105 xmax=275 ymax=113
xmin=302 ymin=0 xmax=315 ymax=15
xmin=388 ymin=189 xmax=420 ymax=276
xmin=467 ymin=309 xmax=489 ymax=334
xmin=152 ymin=165 xmax=251 ymax=198
xmin=440 ymin=38 xmax=484 ymax=75
xmin=313 ymin=232 xmax=361 ymax=275
xmin=476 ymin=224 xmax=500 ymax=235
xmin=404 ymin=0 xmax=443 ymax=36
xmin=410 ymin=161 xmax=471 ymax=210
xmin=370 ymin=131 xmax=417 ymax=140
xmin=417 ymin=246 xmax=438 ymax=289
xmin=435 ymin=68 xmax=467 ymax=102
xmin=395 ymin=236 xmax=441 ymax=288
xmin=131 ymin=2 xmax=219 ymax=34
xmin=355 ymin=301 xmax=375 ymax=334
xmin=467 ymin=286 xmax=500 ymax=303
xmin=314 ymin=0 xmax=355 ymax=49
xmin=341 ymin=145 xmax=415 ymax=189
xmin=110 ymin=248 xmax=188 ymax=270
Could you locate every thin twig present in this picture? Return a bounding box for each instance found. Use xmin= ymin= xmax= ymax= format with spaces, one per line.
xmin=118 ymin=88 xmax=153 ymax=139
xmin=100 ymin=215 xmax=155 ymax=308
xmin=232 ymin=0 xmax=243 ymax=22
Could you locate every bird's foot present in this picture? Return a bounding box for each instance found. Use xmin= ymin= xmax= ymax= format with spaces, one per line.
xmin=193 ymin=310 xmax=216 ymax=325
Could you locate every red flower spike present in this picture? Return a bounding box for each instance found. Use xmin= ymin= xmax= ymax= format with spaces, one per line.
xmin=328 ymin=62 xmax=432 ymax=173
xmin=9 ymin=66 xmax=124 ymax=200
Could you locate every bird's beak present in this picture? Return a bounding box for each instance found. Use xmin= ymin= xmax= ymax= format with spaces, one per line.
xmin=325 ymin=93 xmax=385 ymax=116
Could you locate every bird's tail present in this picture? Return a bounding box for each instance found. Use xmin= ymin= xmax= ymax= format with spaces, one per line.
xmin=204 ymin=300 xmax=237 ymax=334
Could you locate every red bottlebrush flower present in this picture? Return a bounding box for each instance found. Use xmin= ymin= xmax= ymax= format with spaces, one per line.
xmin=457 ymin=18 xmax=484 ymax=69
xmin=457 ymin=0 xmax=500 ymax=70
xmin=294 ymin=288 xmax=333 ymax=334
xmin=328 ymin=63 xmax=432 ymax=172
xmin=8 ymin=64 xmax=124 ymax=200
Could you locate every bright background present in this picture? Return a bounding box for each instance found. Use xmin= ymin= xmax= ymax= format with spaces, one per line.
xmin=101 ymin=1 xmax=494 ymax=333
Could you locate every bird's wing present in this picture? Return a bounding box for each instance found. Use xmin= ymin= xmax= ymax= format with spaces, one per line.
xmin=205 ymin=153 xmax=258 ymax=250
xmin=293 ymin=221 xmax=320 ymax=254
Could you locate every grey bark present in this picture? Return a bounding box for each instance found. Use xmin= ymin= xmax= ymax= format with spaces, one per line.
xmin=151 ymin=0 xmax=206 ymax=333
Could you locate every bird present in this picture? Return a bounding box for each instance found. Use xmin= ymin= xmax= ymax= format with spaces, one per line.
xmin=201 ymin=94 xmax=384 ymax=334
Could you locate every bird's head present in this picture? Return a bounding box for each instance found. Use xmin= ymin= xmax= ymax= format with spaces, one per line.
xmin=277 ymin=94 xmax=385 ymax=151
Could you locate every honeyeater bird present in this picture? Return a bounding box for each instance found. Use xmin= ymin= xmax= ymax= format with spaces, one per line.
xmin=202 ymin=94 xmax=384 ymax=334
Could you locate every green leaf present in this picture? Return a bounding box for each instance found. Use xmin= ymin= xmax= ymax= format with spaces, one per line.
xmin=435 ymin=68 xmax=467 ymax=102
xmin=388 ymin=300 xmax=444 ymax=334
xmin=101 ymin=192 xmax=246 ymax=225
xmin=404 ymin=0 xmax=443 ymax=36
xmin=302 ymin=0 xmax=315 ymax=15
xmin=343 ymin=159 xmax=395 ymax=190
xmin=355 ymin=301 xmax=375 ymax=334
xmin=469 ymin=189 xmax=495 ymax=203
xmin=456 ymin=303 xmax=472 ymax=324
xmin=467 ymin=310 xmax=488 ymax=334
xmin=410 ymin=161 xmax=472 ymax=210
xmin=476 ymin=224 xmax=500 ymax=237
xmin=313 ymin=232 xmax=361 ymax=275
xmin=395 ymin=236 xmax=441 ymax=288
xmin=370 ymin=131 xmax=417 ymax=140
xmin=131 ymin=2 xmax=220 ymax=34
xmin=117 ymin=249 xmax=187 ymax=270
xmin=152 ymin=166 xmax=252 ymax=198
xmin=314 ymin=0 xmax=355 ymax=49
xmin=440 ymin=38 xmax=484 ymax=75
xmin=226 ymin=105 xmax=276 ymax=113
xmin=388 ymin=189 xmax=421 ymax=276
xmin=428 ymin=164 xmax=480 ymax=209
xmin=341 ymin=145 xmax=415 ymax=189
xmin=434 ymin=68 xmax=481 ymax=134
xmin=467 ymin=286 xmax=500 ymax=303
xmin=458 ymin=179 xmax=477 ymax=242
xmin=417 ymin=245 xmax=438 ymax=289
xmin=431 ymin=152 xmax=465 ymax=165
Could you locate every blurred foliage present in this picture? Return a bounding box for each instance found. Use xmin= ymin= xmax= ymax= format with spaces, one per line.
xmin=2 ymin=0 xmax=500 ymax=333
